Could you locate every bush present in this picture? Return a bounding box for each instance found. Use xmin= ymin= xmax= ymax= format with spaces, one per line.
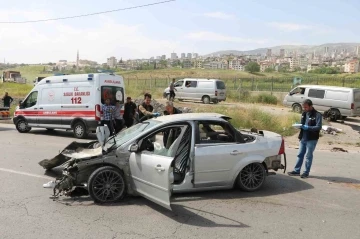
xmin=194 ymin=106 xmax=298 ymax=136
xmin=254 ymin=93 xmax=278 ymax=105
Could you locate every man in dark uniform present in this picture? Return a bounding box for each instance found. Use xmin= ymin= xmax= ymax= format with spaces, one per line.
xmin=2 ymin=92 xmax=13 ymax=108
xmin=138 ymin=93 xmax=159 ymax=122
xmin=288 ymin=99 xmax=322 ymax=178
xmin=123 ymin=97 xmax=137 ymax=128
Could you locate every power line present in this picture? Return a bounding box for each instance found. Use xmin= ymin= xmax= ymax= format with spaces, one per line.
xmin=0 ymin=0 xmax=176 ymax=24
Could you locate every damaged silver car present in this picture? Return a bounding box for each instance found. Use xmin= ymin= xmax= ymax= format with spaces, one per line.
xmin=39 ymin=113 xmax=286 ymax=210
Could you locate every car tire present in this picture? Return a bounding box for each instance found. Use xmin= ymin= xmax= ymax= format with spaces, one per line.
xmin=73 ymin=121 xmax=88 ymax=139
xmin=88 ymin=166 xmax=126 ymax=204
xmin=237 ymin=163 xmax=266 ymax=192
xmin=202 ymin=96 xmax=210 ymax=104
xmin=292 ymin=104 xmax=302 ymax=113
xmin=16 ymin=119 xmax=31 ymax=133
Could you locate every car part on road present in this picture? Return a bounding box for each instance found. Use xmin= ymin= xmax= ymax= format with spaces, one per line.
xmin=88 ymin=166 xmax=126 ymax=203
xmin=237 ymin=163 xmax=266 ymax=192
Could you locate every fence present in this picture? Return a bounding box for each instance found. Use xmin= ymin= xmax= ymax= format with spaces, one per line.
xmin=123 ymin=76 xmax=360 ymax=93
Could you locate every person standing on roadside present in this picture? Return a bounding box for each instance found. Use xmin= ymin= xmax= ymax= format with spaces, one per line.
xmin=124 ymin=97 xmax=137 ymax=128
xmin=138 ymin=93 xmax=160 ymax=122
xmin=102 ymin=98 xmax=116 ymax=135
xmin=2 ymin=92 xmax=13 ymax=108
xmin=288 ymin=99 xmax=322 ymax=178
xmin=114 ymin=100 xmax=124 ymax=134
xmin=169 ymin=78 xmax=177 ymax=101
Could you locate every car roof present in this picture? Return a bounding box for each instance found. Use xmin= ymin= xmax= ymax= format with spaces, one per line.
xmin=298 ymin=85 xmax=358 ymax=91
xmin=153 ymin=113 xmax=231 ymax=123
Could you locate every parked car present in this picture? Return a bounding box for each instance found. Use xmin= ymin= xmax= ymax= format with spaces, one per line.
xmin=163 ymin=78 xmax=226 ymax=104
xmin=283 ymin=85 xmax=360 ymax=120
xmin=13 ymin=73 xmax=125 ymax=138
xmin=40 ymin=113 xmax=286 ymax=210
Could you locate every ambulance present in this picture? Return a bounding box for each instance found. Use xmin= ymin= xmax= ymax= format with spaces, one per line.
xmin=13 ymin=73 xmax=125 ymax=138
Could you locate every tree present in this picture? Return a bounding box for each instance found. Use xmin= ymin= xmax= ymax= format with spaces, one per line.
xmin=245 ymin=62 xmax=260 ymax=73
xmin=264 ymin=67 xmax=274 ymax=73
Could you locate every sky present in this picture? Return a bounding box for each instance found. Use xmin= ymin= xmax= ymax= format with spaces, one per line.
xmin=0 ymin=0 xmax=359 ymax=63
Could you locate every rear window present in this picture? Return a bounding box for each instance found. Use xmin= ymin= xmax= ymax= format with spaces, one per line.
xmin=101 ymin=86 xmax=124 ymax=105
xmin=308 ymin=89 xmax=325 ymax=99
xmin=355 ymin=91 xmax=360 ymax=102
xmin=216 ymin=81 xmax=226 ymax=90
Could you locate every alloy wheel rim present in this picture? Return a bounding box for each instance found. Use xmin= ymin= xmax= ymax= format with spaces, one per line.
xmin=240 ymin=164 xmax=264 ymax=190
xmin=75 ymin=125 xmax=83 ymax=136
xmin=92 ymin=170 xmax=125 ymax=202
xmin=19 ymin=121 xmax=27 ymax=131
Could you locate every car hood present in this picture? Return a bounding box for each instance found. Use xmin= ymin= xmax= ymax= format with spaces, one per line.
xmin=38 ymin=141 xmax=101 ymax=170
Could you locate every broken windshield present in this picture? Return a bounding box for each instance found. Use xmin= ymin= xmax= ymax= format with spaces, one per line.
xmin=103 ymin=119 xmax=160 ymax=150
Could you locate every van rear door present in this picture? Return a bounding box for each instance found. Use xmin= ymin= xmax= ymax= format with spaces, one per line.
xmin=352 ymin=90 xmax=360 ymax=116
xmin=99 ymin=75 xmax=125 ymax=112
xmin=216 ymin=80 xmax=226 ymax=101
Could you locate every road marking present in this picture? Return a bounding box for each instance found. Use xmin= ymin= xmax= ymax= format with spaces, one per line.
xmin=0 ymin=167 xmax=53 ymax=180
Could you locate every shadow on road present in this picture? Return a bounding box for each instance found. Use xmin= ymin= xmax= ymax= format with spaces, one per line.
xmin=0 ymin=127 xmax=14 ymax=131
xmin=55 ymin=174 xmax=312 ymax=229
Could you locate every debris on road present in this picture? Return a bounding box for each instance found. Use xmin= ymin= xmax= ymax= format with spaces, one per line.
xmin=322 ymin=125 xmax=343 ymax=135
xmin=331 ymin=147 xmax=348 ymax=153
xmin=43 ymin=181 xmax=56 ymax=188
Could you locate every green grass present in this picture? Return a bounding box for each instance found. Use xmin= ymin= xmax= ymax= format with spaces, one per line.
xmin=194 ymin=105 xmax=299 ymax=136
xmin=0 ymin=82 xmax=32 ymax=97
xmin=4 ymin=65 xmax=52 ymax=84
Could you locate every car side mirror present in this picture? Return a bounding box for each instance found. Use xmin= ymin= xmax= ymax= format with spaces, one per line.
xmin=128 ymin=143 xmax=139 ymax=153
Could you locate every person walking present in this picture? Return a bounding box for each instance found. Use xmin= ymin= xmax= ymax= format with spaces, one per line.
xmin=123 ymin=97 xmax=137 ymax=128
xmin=169 ymin=78 xmax=177 ymax=101
xmin=114 ymin=100 xmax=124 ymax=134
xmin=288 ymin=99 xmax=322 ymax=178
xmin=102 ymin=98 xmax=116 ymax=135
xmin=2 ymin=92 xmax=13 ymax=108
xmin=138 ymin=93 xmax=159 ymax=122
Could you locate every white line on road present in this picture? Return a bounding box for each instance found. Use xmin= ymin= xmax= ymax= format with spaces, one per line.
xmin=0 ymin=167 xmax=53 ymax=180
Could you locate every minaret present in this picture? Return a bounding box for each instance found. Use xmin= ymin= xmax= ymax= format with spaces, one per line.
xmin=76 ymin=50 xmax=79 ymax=71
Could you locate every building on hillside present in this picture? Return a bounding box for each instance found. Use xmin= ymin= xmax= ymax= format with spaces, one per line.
xmin=181 ymin=53 xmax=186 ymax=59
xmin=260 ymin=62 xmax=272 ymax=72
xmin=209 ymin=61 xmax=226 ymax=70
xmin=171 ymin=53 xmax=178 ymax=60
xmin=193 ymin=53 xmax=199 ymax=59
xmin=266 ymin=49 xmax=272 ymax=57
xmin=289 ymin=57 xmax=299 ymax=71
xmin=344 ymin=60 xmax=360 ymax=73
xmin=229 ymin=60 xmax=245 ymax=71
xmin=187 ymin=53 xmax=192 ymax=59
xmin=107 ymin=56 xmax=117 ymax=68
xmin=279 ymin=49 xmax=285 ymax=58
xmin=182 ymin=59 xmax=192 ymax=68
xmin=307 ymin=63 xmax=320 ymax=72
xmin=356 ymin=46 xmax=360 ymax=56
xmin=297 ymin=57 xmax=308 ymax=70
xmin=194 ymin=60 xmax=204 ymax=69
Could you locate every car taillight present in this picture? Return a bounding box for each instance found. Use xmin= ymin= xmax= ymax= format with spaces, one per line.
xmin=215 ymin=90 xmax=218 ymax=96
xmin=95 ymin=104 xmax=102 ymax=121
xmin=278 ymin=137 xmax=285 ymax=155
xmin=351 ymin=103 xmax=354 ymax=110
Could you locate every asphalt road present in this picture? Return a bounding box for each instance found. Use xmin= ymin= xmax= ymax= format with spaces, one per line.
xmin=0 ymin=123 xmax=359 ymax=239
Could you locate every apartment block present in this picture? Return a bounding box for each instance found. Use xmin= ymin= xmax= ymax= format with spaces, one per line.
xmin=344 ymin=60 xmax=360 ymax=73
xmin=107 ymin=56 xmax=117 ymax=68
xmin=182 ymin=59 xmax=192 ymax=68
xmin=229 ymin=60 xmax=245 ymax=71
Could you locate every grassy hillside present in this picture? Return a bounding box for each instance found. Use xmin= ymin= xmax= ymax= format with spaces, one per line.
xmin=3 ymin=65 xmax=52 ymax=84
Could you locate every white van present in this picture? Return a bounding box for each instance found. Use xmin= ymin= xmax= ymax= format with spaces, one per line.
xmin=13 ymin=73 xmax=125 ymax=138
xmin=163 ymin=78 xmax=226 ymax=104
xmin=283 ymin=85 xmax=360 ymax=119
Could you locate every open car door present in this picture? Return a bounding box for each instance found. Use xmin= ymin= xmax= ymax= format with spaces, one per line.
xmin=128 ymin=125 xmax=189 ymax=210
xmin=129 ymin=152 xmax=173 ymax=210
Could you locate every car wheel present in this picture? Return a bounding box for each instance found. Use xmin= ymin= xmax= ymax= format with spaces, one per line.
xmin=202 ymin=96 xmax=210 ymax=104
xmin=16 ymin=119 xmax=31 ymax=133
xmin=292 ymin=104 xmax=302 ymax=113
xmin=88 ymin=166 xmax=126 ymax=204
xmin=237 ymin=163 xmax=266 ymax=192
xmin=73 ymin=121 xmax=88 ymax=139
